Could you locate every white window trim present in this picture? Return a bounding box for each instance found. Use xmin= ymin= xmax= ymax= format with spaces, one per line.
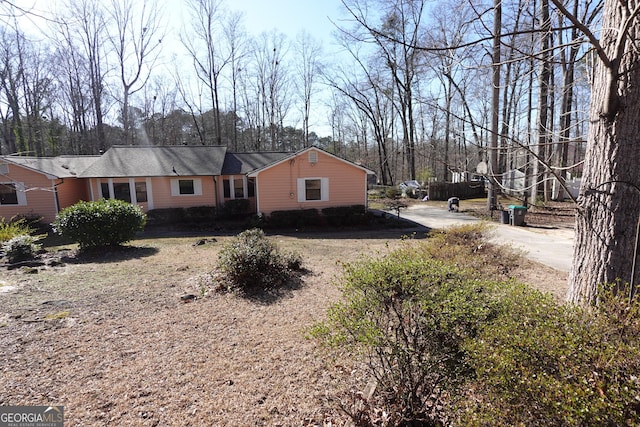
xmin=0 ymin=181 xmax=27 ymax=206
xmin=171 ymin=178 xmax=202 ymax=196
xmin=297 ymin=177 xmax=328 ymax=202
xmin=97 ymin=178 xmax=114 ymax=199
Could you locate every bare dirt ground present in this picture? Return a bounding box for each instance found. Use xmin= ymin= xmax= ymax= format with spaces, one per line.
xmin=0 ymin=211 xmax=573 ymax=426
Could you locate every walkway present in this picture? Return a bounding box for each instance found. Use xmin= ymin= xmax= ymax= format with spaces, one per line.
xmin=400 ymin=204 xmax=575 ymax=272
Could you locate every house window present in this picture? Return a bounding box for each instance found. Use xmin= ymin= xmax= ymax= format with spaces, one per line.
xmin=136 ymin=182 xmax=147 ymax=203
xmin=305 ymin=179 xmax=321 ymax=200
xmin=135 ymin=182 xmax=148 ymax=202
xmin=234 ymin=179 xmax=244 ymax=198
xmin=297 ymin=178 xmax=328 ymax=202
xmin=0 ymin=183 xmax=18 ymax=205
xmin=170 ymin=178 xmax=202 ymax=196
xmin=223 ymin=179 xmax=231 ymax=198
xmin=100 ymin=183 xmax=110 ymax=199
xmin=179 ymin=179 xmax=194 ymax=195
xmin=113 ymin=183 xmax=131 ymax=202
xmin=223 ymin=178 xmax=245 ymax=199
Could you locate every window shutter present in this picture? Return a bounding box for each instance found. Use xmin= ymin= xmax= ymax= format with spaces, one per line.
xmin=321 ymin=178 xmax=329 ymax=201
xmin=193 ymin=179 xmax=202 ymax=196
xmin=170 ymin=179 xmax=180 ymax=196
xmin=297 ymin=178 xmax=305 ymax=202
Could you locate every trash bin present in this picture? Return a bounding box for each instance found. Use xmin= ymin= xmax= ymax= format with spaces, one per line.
xmin=508 ymin=205 xmax=527 ymax=226
xmin=500 ymin=210 xmax=510 ymax=224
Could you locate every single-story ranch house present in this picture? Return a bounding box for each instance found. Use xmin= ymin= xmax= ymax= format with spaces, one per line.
xmin=0 ymin=146 xmax=374 ymax=224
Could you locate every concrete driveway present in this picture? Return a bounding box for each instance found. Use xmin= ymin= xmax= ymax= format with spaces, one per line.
xmin=399 ymin=204 xmax=575 ymax=272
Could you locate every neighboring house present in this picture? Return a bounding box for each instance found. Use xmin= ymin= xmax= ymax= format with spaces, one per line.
xmin=0 ymin=155 xmax=99 ymax=223
xmin=0 ymin=145 xmax=374 ymax=224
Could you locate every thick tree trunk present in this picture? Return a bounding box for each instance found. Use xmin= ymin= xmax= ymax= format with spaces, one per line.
xmin=567 ymin=1 xmax=640 ymax=304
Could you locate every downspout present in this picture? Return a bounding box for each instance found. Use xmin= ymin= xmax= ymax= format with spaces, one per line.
xmin=364 ymin=173 xmax=369 ymax=212
xmin=254 ymin=173 xmax=260 ymax=214
xmin=213 ymin=176 xmax=219 ymax=218
xmin=52 ymin=178 xmax=63 ymax=216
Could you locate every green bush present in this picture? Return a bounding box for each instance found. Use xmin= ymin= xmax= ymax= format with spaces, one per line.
xmin=146 ymin=206 xmax=215 ymax=226
xmin=219 ymin=199 xmax=250 ymax=218
xmin=322 ymin=205 xmax=366 ymax=226
xmin=313 ymin=225 xmax=640 ymax=425
xmin=385 ymin=187 xmax=401 ymax=199
xmin=0 ymin=217 xmax=36 ymax=242
xmin=267 ymin=209 xmax=320 ymax=229
xmin=217 ymin=228 xmax=302 ymax=292
xmin=2 ymin=234 xmax=42 ymax=263
xmin=460 ymin=285 xmax=640 ymax=426
xmin=52 ymin=199 xmax=146 ymax=250
xmin=314 ymin=241 xmax=507 ymax=424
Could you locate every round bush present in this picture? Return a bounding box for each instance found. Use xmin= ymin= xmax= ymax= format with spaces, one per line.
xmin=2 ymin=234 xmax=41 ymax=263
xmin=53 ymin=199 xmax=146 ymax=250
xmin=217 ymin=228 xmax=301 ymax=292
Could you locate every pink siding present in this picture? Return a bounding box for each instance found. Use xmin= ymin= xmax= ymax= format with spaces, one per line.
xmin=148 ymin=176 xmax=217 ymax=210
xmin=0 ymin=163 xmax=59 ymax=223
xmin=57 ymin=178 xmax=90 ymax=209
xmin=89 ymin=176 xmax=218 ymax=211
xmin=255 ymin=149 xmax=367 ymax=215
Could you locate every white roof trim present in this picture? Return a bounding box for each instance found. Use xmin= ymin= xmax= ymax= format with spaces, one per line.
xmin=247 ymin=147 xmax=374 ymax=177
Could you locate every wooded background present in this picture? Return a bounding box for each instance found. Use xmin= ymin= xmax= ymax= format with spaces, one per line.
xmin=0 ymin=0 xmax=599 ymax=201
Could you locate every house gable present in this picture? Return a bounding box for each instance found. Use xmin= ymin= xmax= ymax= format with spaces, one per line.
xmin=247 ymin=147 xmax=372 ymax=215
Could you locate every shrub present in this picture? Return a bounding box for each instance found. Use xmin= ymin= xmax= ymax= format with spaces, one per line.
xmin=185 ymin=206 xmax=216 ymax=223
xmin=146 ymin=206 xmax=216 ymax=226
xmin=322 ymin=205 xmax=367 ymax=227
xmin=385 ymin=187 xmax=401 ymax=199
xmin=314 ymin=225 xmax=640 ymax=425
xmin=459 ymin=284 xmax=640 ymax=426
xmin=219 ymin=199 xmax=250 ymax=218
xmin=52 ymin=199 xmax=146 ymax=250
xmin=0 ymin=217 xmax=36 ymax=242
xmin=267 ymin=209 xmax=320 ymax=229
xmin=2 ymin=234 xmax=42 ymax=263
xmin=314 ymin=240 xmax=507 ymax=425
xmin=217 ymin=228 xmax=302 ymax=292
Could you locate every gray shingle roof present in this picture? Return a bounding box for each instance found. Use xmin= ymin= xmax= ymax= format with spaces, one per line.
xmin=79 ymin=145 xmax=228 ymax=178
xmin=3 ymin=155 xmax=101 ymax=178
xmin=221 ymin=152 xmax=291 ymax=175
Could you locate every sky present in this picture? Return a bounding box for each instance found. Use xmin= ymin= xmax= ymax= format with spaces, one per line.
xmin=224 ymin=0 xmax=344 ymax=43
xmin=7 ymin=0 xmax=350 ymax=137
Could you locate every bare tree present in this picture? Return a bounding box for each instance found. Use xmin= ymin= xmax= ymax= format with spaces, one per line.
xmin=252 ymin=31 xmax=290 ymax=150
xmin=108 ymin=0 xmax=163 ymax=145
xmin=58 ymin=0 xmax=110 ymax=153
xmin=0 ymin=23 xmax=26 ymax=154
xmin=340 ymin=0 xmax=425 ymax=180
xmin=182 ymin=0 xmax=230 ymax=146
xmin=294 ymin=30 xmax=323 ymax=148
xmin=222 ymin=10 xmax=247 ymax=150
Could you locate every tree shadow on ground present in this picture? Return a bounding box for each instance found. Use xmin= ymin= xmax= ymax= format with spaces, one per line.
xmin=61 ymin=245 xmax=159 ymax=264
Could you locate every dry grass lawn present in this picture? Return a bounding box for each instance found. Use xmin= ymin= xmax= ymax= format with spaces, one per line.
xmin=0 ymin=227 xmax=568 ymax=426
